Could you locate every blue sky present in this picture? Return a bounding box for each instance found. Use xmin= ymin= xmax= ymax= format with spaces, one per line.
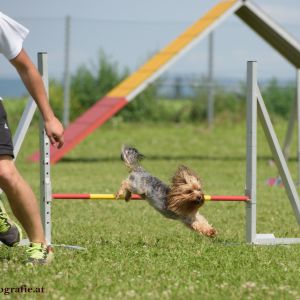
xmin=1 ymin=0 xmax=300 ymax=81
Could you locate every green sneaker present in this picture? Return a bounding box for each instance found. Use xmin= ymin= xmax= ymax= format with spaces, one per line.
xmin=25 ymin=243 xmax=54 ymax=265
xmin=0 ymin=201 xmax=22 ymax=247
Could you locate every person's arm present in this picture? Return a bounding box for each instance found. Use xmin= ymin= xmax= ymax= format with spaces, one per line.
xmin=10 ymin=49 xmax=64 ymax=149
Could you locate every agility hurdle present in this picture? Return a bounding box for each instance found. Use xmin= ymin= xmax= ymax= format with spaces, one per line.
xmin=52 ymin=193 xmax=249 ymax=202
xmin=245 ymin=61 xmax=300 ymax=245
xmin=38 ymin=60 xmax=300 ymax=246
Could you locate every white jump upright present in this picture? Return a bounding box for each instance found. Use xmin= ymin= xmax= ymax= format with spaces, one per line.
xmin=38 ymin=53 xmax=84 ymax=250
xmin=245 ymin=61 xmax=257 ymax=243
xmin=246 ymin=61 xmax=300 ymax=245
xmin=38 ymin=53 xmax=52 ymax=245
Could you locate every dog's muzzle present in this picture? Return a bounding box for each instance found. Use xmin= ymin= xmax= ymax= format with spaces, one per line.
xmin=195 ymin=197 xmax=204 ymax=205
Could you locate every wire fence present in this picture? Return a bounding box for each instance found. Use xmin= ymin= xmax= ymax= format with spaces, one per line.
xmin=0 ymin=16 xmax=299 ymax=99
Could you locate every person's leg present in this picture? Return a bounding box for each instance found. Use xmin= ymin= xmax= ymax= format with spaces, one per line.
xmin=0 ymin=101 xmax=52 ymax=265
xmin=0 ymin=156 xmax=46 ymax=244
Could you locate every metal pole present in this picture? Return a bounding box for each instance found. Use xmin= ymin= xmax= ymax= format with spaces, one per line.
xmin=282 ymin=99 xmax=296 ymax=160
xmin=63 ymin=15 xmax=71 ymax=127
xmin=297 ymin=69 xmax=300 ymax=186
xmin=13 ymin=97 xmax=37 ymax=160
xmin=245 ymin=61 xmax=257 ymax=243
xmin=38 ymin=53 xmax=52 ymax=245
xmin=207 ymin=32 xmax=214 ymax=127
xmin=257 ymin=88 xmax=300 ymax=226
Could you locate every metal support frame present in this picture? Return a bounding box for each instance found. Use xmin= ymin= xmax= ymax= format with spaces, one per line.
xmin=63 ymin=15 xmax=71 ymax=127
xmin=207 ymin=32 xmax=215 ymax=127
xmin=282 ymin=98 xmax=297 ymax=161
xmin=273 ymin=69 xmax=300 ymax=186
xmin=246 ymin=61 xmax=300 ymax=245
xmin=297 ymin=69 xmax=300 ymax=186
xmin=39 ymin=53 xmax=84 ymax=250
xmin=245 ymin=61 xmax=257 ymax=243
xmin=13 ymin=98 xmax=37 ymax=159
xmin=38 ymin=53 xmax=52 ymax=245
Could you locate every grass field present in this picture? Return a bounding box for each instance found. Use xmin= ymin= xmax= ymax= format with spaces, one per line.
xmin=1 ymin=104 xmax=300 ymax=299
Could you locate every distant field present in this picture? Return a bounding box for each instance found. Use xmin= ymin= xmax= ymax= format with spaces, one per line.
xmin=1 ymin=105 xmax=300 ymax=299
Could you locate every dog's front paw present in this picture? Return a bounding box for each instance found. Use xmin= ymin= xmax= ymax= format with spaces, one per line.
xmin=204 ymin=227 xmax=217 ymax=237
xmin=115 ymin=192 xmax=122 ymax=200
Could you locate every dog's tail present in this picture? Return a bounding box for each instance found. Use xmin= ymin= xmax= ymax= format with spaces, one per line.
xmin=121 ymin=145 xmax=144 ymax=171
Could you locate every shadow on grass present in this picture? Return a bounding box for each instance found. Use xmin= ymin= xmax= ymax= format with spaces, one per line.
xmin=60 ymin=154 xmax=279 ymax=164
xmin=212 ymin=237 xmax=244 ymax=246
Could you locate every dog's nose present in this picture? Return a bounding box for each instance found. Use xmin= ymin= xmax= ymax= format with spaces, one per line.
xmin=195 ymin=197 xmax=204 ymax=204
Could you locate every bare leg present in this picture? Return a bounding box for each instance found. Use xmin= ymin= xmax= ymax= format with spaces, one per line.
xmin=184 ymin=212 xmax=216 ymax=237
xmin=0 ymin=156 xmax=45 ymax=243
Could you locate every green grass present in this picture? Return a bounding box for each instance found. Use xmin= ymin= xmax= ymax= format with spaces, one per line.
xmin=1 ymin=111 xmax=300 ymax=299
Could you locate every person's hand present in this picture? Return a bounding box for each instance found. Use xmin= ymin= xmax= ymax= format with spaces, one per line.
xmin=44 ymin=117 xmax=64 ymax=149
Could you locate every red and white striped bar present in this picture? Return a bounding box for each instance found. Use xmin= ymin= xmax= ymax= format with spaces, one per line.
xmin=52 ymin=193 xmax=249 ymax=202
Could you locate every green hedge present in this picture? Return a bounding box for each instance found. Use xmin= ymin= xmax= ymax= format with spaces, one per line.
xmin=47 ymin=52 xmax=297 ymax=124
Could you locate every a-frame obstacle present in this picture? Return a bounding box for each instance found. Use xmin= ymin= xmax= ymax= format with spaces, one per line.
xmin=29 ymin=0 xmax=300 ymax=164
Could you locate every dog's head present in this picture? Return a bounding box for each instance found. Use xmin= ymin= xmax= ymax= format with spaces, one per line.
xmin=167 ymin=165 xmax=204 ymax=215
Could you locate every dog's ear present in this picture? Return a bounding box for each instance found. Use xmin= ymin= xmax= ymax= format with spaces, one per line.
xmin=129 ymin=147 xmax=145 ymax=162
xmin=172 ymin=165 xmax=200 ymax=185
xmin=137 ymin=151 xmax=145 ymax=161
xmin=179 ymin=165 xmax=199 ymax=178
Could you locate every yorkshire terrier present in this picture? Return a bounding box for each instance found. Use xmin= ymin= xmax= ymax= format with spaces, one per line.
xmin=116 ymin=145 xmax=216 ymax=237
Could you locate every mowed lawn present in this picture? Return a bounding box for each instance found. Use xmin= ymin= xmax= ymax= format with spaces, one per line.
xmin=1 ymin=113 xmax=300 ymax=299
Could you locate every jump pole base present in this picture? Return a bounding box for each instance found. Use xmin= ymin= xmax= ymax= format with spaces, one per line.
xmin=253 ymin=234 xmax=300 ymax=245
xmin=51 ymin=244 xmax=86 ymax=251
